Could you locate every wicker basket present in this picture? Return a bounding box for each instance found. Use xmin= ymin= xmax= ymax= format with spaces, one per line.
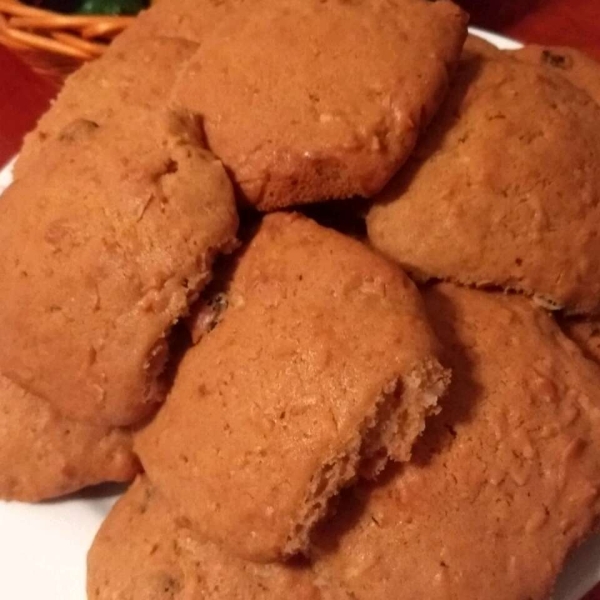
xmin=0 ymin=0 xmax=136 ymax=81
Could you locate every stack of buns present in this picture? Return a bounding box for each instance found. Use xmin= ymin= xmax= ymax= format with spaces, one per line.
xmin=2 ymin=1 xmax=600 ymax=598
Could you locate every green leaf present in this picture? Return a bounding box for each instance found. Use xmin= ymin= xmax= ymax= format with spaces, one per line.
xmin=77 ymin=0 xmax=148 ymax=15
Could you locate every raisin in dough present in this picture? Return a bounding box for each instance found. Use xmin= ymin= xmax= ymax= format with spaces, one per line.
xmin=514 ymin=44 xmax=600 ymax=106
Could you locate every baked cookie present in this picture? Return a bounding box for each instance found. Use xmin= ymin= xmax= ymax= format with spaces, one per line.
xmin=171 ymin=0 xmax=467 ymax=210
xmin=311 ymin=284 xmax=600 ymax=600
xmin=16 ymin=36 xmax=198 ymax=178
xmin=87 ymin=477 xmax=323 ymax=600
xmin=111 ymin=0 xmax=245 ymax=47
xmin=561 ymin=318 xmax=600 ymax=365
xmin=0 ymin=374 xmax=139 ymax=502
xmin=367 ymin=47 xmax=600 ymax=314
xmin=0 ymin=115 xmax=238 ymax=427
xmin=514 ymin=44 xmax=600 ymax=105
xmin=136 ymin=212 xmax=449 ymax=562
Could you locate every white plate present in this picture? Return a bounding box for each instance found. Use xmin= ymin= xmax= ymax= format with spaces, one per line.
xmin=1 ymin=28 xmax=600 ymax=600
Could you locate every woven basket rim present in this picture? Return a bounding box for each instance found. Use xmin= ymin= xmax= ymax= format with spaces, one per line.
xmin=0 ymin=0 xmax=136 ymax=61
